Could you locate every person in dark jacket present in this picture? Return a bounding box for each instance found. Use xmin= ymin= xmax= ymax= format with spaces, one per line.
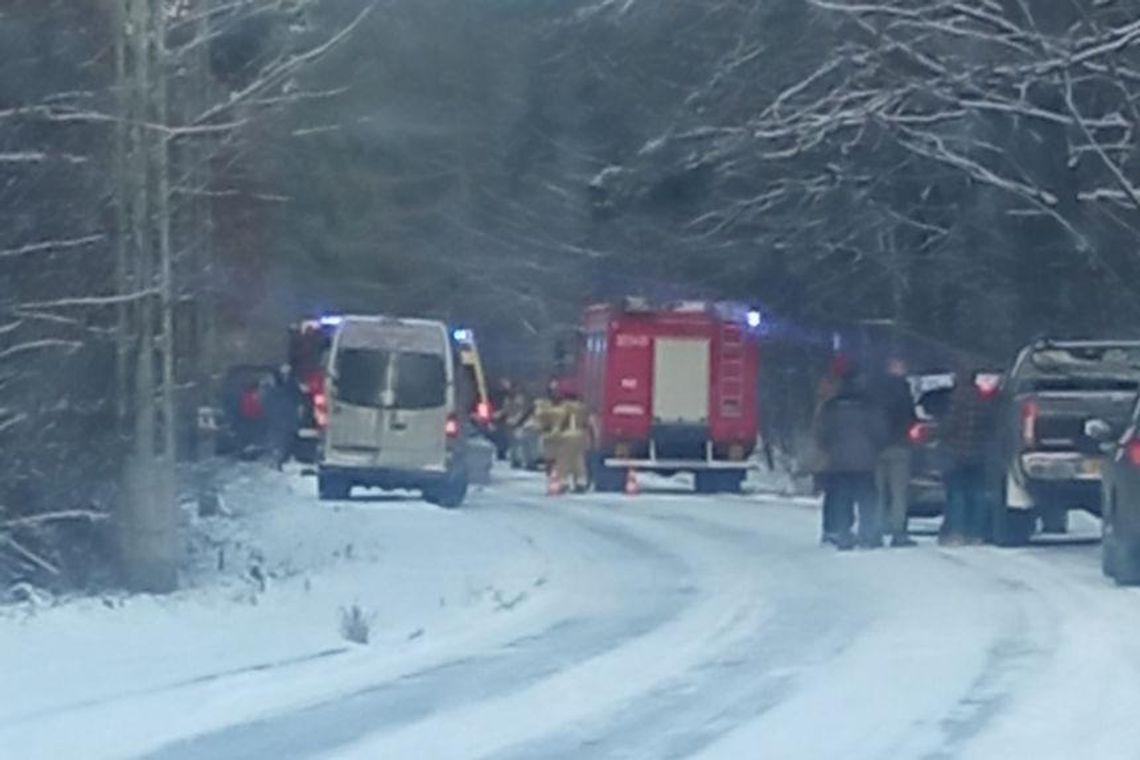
xmin=816 ymin=367 xmax=887 ymax=549
xmin=940 ymin=369 xmax=997 ymax=545
xmin=266 ymin=364 xmax=304 ymax=470
xmin=812 ymin=354 xmax=852 ymax=542
xmin=875 ymin=357 xmax=917 ymax=548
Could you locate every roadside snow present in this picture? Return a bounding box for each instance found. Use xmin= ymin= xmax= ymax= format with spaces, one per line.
xmin=0 ymin=463 xmax=561 ymax=760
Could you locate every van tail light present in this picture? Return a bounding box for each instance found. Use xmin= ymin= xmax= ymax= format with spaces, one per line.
xmin=908 ymin=422 xmax=934 ymax=445
xmin=445 ymin=414 xmax=461 ymax=439
xmin=313 ymin=392 xmax=328 ymax=429
xmin=1126 ymin=438 xmax=1140 ymax=467
xmin=476 ymin=401 xmax=492 ymax=422
xmin=1021 ymin=400 xmax=1038 ymax=448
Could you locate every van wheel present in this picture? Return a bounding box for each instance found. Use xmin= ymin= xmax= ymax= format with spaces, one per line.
xmin=992 ymin=507 xmax=1033 ymax=547
xmin=427 ymin=477 xmax=468 ymax=509
xmin=1040 ymin=503 xmax=1069 ymax=534
xmin=318 ymin=474 xmax=351 ymax=501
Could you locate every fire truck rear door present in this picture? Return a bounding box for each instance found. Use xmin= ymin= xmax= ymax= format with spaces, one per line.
xmin=652 ymin=337 xmax=710 ymax=424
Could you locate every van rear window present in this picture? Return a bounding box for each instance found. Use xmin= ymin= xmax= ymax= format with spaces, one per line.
xmin=335 ymin=349 xmax=390 ymax=407
xmin=395 ymin=353 xmax=447 ymax=409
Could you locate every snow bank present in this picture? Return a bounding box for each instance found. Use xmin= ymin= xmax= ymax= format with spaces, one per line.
xmin=0 ymin=463 xmax=559 ymax=760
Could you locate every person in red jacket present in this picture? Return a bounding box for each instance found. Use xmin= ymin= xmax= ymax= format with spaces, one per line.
xmin=237 ymin=380 xmax=265 ymax=455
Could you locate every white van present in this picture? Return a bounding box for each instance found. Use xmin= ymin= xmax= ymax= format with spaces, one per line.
xmin=319 ymin=316 xmax=470 ymax=507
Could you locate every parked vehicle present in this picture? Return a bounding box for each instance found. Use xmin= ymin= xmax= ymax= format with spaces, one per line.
xmin=906 ymin=373 xmax=955 ymax=517
xmin=318 ymin=316 xmax=471 ymax=507
xmin=1087 ymin=398 xmax=1140 ymax=584
xmin=452 ymin=327 xmax=496 ymax=436
xmin=991 ymin=339 xmax=1140 ymax=546
xmin=288 ymin=316 xmax=338 ymax=463
xmin=575 ymin=297 xmax=762 ymax=494
xmin=905 ymin=371 xmax=1003 ymax=517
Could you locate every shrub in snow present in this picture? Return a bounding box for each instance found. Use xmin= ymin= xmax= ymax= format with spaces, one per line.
xmin=339 ymin=603 xmax=374 ymax=645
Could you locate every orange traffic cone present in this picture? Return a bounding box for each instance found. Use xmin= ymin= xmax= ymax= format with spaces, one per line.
xmin=624 ymin=468 xmax=639 ymax=496
xmin=547 ymin=466 xmax=564 ymax=497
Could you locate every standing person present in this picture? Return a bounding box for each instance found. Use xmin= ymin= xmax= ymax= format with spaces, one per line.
xmin=876 ymin=357 xmax=917 ymax=548
xmin=237 ymin=379 xmax=265 ymax=457
xmin=816 ymin=366 xmax=887 ymax=550
xmin=813 ymin=354 xmax=851 ymax=543
xmin=267 ymin=364 xmax=304 ymax=470
xmin=556 ymin=388 xmax=590 ymax=493
xmin=940 ymin=369 xmax=997 ymax=546
xmin=536 ymin=379 xmax=566 ymax=488
xmin=490 ymin=378 xmax=514 ymax=460
xmin=504 ymin=388 xmax=533 ymax=468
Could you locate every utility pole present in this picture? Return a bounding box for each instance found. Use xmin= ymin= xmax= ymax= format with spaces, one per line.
xmin=118 ymin=0 xmax=178 ymax=593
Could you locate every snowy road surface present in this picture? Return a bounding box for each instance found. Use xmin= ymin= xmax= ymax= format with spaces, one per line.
xmin=5 ymin=466 xmax=1140 ymax=759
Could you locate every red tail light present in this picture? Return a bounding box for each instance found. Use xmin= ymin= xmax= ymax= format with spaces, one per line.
xmin=908 ymin=422 xmax=933 ymax=445
xmin=445 ymin=414 xmax=461 ymax=439
xmin=1127 ymin=439 xmax=1140 ymax=467
xmin=476 ymin=401 xmax=492 ymax=422
xmin=313 ymin=392 xmax=328 ymax=429
xmin=1021 ymin=400 xmax=1038 ymax=448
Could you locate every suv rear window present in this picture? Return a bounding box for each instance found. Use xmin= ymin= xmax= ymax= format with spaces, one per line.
xmin=394 ymin=352 xmax=447 ymax=409
xmin=335 ymin=349 xmax=391 ymax=407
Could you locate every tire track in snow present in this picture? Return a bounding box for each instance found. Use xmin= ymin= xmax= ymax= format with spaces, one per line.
xmin=491 ymin=507 xmax=870 ymax=760
xmin=912 ymin=554 xmax=1060 ymax=760
xmin=144 ymin=500 xmax=700 ymax=760
xmin=319 ymin=495 xmax=778 ymax=759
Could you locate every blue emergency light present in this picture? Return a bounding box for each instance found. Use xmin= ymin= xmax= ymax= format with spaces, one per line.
xmin=452 ymin=328 xmax=474 ymax=343
xmin=319 ymin=315 xmax=344 ymax=327
xmin=746 ymin=309 xmax=763 ymax=329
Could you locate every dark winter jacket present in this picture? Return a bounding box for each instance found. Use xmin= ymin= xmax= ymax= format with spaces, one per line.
xmin=941 ymin=383 xmax=995 ymax=468
xmin=877 ymin=374 xmax=916 ymax=447
xmin=815 ymin=384 xmax=887 ymax=474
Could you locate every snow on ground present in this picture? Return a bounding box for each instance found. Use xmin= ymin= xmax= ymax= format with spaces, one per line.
xmin=0 ymin=462 xmax=570 ymax=760
xmin=5 ymin=460 xmax=1140 ymax=760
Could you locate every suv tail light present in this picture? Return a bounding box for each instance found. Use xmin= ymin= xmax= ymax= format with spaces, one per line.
xmin=1021 ymin=400 xmax=1038 ymax=448
xmin=313 ymin=392 xmax=328 ymax=429
xmin=908 ymin=421 xmax=934 ymax=445
xmin=445 ymin=414 xmax=461 ymax=439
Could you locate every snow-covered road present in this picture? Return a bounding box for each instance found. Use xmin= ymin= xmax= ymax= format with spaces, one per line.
xmin=7 ymin=467 xmax=1140 ymax=759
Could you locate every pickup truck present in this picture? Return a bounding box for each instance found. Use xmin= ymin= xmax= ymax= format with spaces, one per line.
xmin=991 ymin=340 xmax=1140 ymax=546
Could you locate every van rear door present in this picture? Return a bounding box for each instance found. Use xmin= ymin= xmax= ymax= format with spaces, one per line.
xmin=381 ymin=350 xmax=449 ymax=470
xmin=327 ymin=347 xmax=391 ymax=456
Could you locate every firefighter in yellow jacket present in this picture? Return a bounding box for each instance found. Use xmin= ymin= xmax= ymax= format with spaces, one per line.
xmin=554 ymin=388 xmax=590 ymax=493
xmin=533 ymin=380 xmax=564 ymax=480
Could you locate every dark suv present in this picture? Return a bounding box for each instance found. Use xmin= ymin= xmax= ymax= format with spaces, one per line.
xmin=991 ymin=340 xmax=1140 ymax=546
xmin=1086 ymin=393 xmax=1140 ymax=584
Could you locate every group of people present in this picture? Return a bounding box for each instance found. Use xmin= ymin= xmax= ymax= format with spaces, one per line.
xmin=236 ymin=365 xmax=305 ymax=468
xmin=813 ymin=355 xmax=996 ymax=550
xmin=489 ymin=378 xmax=592 ymax=493
xmin=533 ymin=379 xmax=592 ymax=493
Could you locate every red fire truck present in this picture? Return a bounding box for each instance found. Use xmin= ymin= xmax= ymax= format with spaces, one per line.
xmin=578 ymin=298 xmax=762 ymax=493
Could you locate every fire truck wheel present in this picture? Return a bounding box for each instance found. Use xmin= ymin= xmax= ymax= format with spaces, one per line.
xmin=695 ymin=472 xmax=719 ymax=494
xmin=696 ymin=471 xmax=744 ymax=495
